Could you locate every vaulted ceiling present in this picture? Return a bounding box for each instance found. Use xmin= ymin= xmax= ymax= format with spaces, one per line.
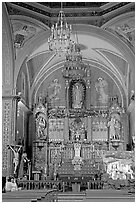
xmin=4 ymin=2 xmax=135 ymax=108
xmin=6 ymin=2 xmax=134 ymax=27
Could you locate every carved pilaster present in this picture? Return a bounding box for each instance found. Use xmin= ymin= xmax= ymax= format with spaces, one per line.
xmin=2 ymin=96 xmax=19 ymax=176
xmin=65 ymin=79 xmax=69 ymax=110
xmin=86 ymin=69 xmax=91 ymax=109
xmin=64 ymin=114 xmax=69 ymax=142
xmin=121 ymin=113 xmax=129 ymax=150
xmin=87 ymin=116 xmax=92 ymax=142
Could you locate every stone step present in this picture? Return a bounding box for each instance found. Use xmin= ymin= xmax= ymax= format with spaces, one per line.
xmin=57 ymin=193 xmax=85 ymax=202
xmin=57 ymin=190 xmax=135 ymax=202
xmin=58 ymin=200 xmax=83 ymax=202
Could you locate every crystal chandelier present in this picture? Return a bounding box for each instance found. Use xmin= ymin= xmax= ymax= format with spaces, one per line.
xmin=48 ymin=3 xmax=73 ymax=55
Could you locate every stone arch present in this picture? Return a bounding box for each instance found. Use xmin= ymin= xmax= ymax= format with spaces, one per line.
xmin=14 ymin=24 xmax=134 ymax=96
xmin=31 ymin=60 xmax=126 ymax=109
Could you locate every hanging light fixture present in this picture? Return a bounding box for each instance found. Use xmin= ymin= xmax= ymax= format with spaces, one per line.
xmin=48 ymin=2 xmax=73 ymax=55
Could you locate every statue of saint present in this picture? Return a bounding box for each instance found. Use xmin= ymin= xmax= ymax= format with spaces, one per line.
xmin=22 ymin=152 xmax=30 ymax=176
xmin=8 ymin=145 xmax=22 ymax=174
xmin=72 ymin=83 xmax=83 ymax=108
xmin=108 ymin=117 xmax=116 ymax=140
xmin=114 ymin=119 xmax=121 ymax=140
xmin=108 ymin=117 xmax=121 ymax=140
xmin=36 ymin=115 xmax=46 ymax=138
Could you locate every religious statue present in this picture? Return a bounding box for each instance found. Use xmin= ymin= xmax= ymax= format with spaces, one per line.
xmin=95 ymin=78 xmax=108 ymax=104
xmin=108 ymin=117 xmax=121 ymax=140
xmin=72 ymin=143 xmax=83 ymax=170
xmin=36 ymin=114 xmax=46 ymax=139
xmin=114 ymin=119 xmax=121 ymax=140
xmin=108 ymin=117 xmax=116 ymax=140
xmin=8 ymin=145 xmax=22 ymax=174
xmin=72 ymin=83 xmax=83 ymax=109
xmin=73 ymin=143 xmax=81 ymax=158
xmin=22 ymin=152 xmax=30 ymax=176
xmin=75 ymin=131 xmax=80 ymax=141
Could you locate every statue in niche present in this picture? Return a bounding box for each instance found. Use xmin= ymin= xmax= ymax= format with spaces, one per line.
xmin=72 ymin=83 xmax=83 ymax=109
xmin=108 ymin=116 xmax=121 ymax=140
xmin=114 ymin=119 xmax=121 ymax=140
xmin=95 ymin=78 xmax=108 ymax=105
xmin=75 ymin=131 xmax=80 ymax=141
xmin=108 ymin=117 xmax=116 ymax=140
xmin=36 ymin=114 xmax=47 ymax=139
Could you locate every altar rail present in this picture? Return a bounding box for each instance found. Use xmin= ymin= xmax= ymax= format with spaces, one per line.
xmin=16 ymin=179 xmax=135 ymax=193
xmin=17 ymin=180 xmax=104 ymax=192
xmin=17 ymin=180 xmax=62 ymax=191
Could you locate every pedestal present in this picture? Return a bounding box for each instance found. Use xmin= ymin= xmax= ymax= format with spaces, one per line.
xmin=32 ymin=171 xmax=41 ymax=181
xmin=72 ymin=183 xmax=80 ymax=192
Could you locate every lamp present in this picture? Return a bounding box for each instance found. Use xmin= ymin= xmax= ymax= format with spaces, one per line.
xmin=48 ymin=2 xmax=73 ymax=55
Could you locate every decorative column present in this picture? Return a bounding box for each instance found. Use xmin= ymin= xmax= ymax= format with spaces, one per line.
xmin=127 ymin=95 xmax=135 ymax=149
xmin=33 ymin=98 xmax=48 ymax=178
xmin=86 ymin=69 xmax=91 ymax=109
xmin=2 ymin=95 xmax=19 ymax=177
xmin=65 ymin=79 xmax=69 ymax=110
xmin=63 ymin=79 xmax=69 ymax=142
xmin=86 ymin=69 xmax=92 ymax=142
xmin=121 ymin=112 xmax=129 ymax=150
xmin=64 ymin=110 xmax=69 ymax=142
xmin=87 ymin=116 xmax=92 ymax=142
xmin=2 ymin=3 xmax=16 ymax=177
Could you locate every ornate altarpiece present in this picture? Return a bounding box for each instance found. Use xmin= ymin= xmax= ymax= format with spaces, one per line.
xmin=32 ymin=44 xmax=128 ymax=179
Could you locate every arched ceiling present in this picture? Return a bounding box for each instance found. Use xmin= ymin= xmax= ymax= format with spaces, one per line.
xmin=5 ymin=2 xmax=134 ymax=109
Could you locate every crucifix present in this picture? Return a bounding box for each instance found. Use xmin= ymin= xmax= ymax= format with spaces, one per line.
xmin=8 ymin=145 xmax=22 ymax=175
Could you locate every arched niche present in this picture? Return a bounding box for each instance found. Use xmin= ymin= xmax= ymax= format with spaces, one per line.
xmin=69 ymin=79 xmax=86 ymax=109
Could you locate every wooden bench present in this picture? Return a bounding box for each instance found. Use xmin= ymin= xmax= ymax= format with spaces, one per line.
xmin=83 ymin=189 xmax=135 ymax=202
xmin=2 ymin=189 xmax=57 ymax=202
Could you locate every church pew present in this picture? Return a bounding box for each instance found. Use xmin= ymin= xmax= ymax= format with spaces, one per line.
xmin=83 ymin=189 xmax=135 ymax=202
xmin=2 ymin=189 xmax=57 ymax=202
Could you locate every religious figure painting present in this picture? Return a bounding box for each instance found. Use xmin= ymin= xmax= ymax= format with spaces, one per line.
xmin=48 ymin=79 xmax=61 ymax=99
xmin=14 ymin=25 xmax=36 ymax=48
xmin=48 ymin=79 xmax=61 ymax=107
xmin=95 ymin=77 xmax=109 ymax=105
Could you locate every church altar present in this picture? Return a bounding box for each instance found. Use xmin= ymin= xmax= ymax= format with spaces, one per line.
xmin=30 ymin=44 xmax=134 ymax=188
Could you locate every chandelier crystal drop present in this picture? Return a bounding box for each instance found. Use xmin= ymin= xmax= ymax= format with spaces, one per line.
xmin=48 ymin=6 xmax=73 ymax=55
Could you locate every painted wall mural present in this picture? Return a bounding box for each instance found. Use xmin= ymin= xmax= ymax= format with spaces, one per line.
xmin=48 ymin=79 xmax=62 ymax=108
xmin=95 ymin=77 xmax=109 ymax=105
xmin=13 ymin=24 xmax=36 ymax=48
xmin=105 ymin=17 xmax=135 ymax=48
